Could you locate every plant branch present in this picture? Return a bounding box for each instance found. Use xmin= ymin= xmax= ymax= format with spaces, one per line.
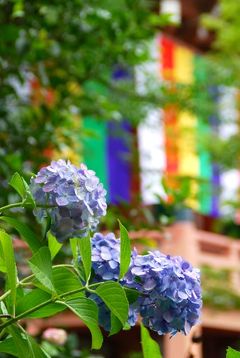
xmin=0 ymin=201 xmax=59 ymax=215
xmin=0 ymin=202 xmax=24 ymax=213
xmin=0 ymin=264 xmax=78 ymax=302
xmin=0 ymin=282 xmax=100 ymax=331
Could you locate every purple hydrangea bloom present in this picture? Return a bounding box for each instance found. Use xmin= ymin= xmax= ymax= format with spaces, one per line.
xmin=91 ymin=232 xmax=121 ymax=281
xmin=125 ymin=251 xmax=202 ymax=336
xmin=30 ymin=160 xmax=107 ymax=242
xmin=80 ymin=232 xmax=139 ymax=331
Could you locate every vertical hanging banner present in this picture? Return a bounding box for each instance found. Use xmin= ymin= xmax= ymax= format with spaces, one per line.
xmin=218 ymin=86 xmax=240 ymax=216
xmin=161 ymin=36 xmax=179 ymax=178
xmin=174 ymin=44 xmax=199 ymax=209
xmin=208 ymin=86 xmax=221 ymax=217
xmin=137 ymin=35 xmax=166 ymax=204
xmin=107 ymin=120 xmax=131 ymax=204
xmin=106 ymin=68 xmax=133 ymax=204
xmin=82 ymin=117 xmax=109 ymax=196
xmin=194 ymin=55 xmax=212 ymax=215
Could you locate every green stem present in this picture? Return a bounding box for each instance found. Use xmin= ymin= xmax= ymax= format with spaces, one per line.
xmin=0 ymin=202 xmax=57 ymax=214
xmin=59 ymin=282 xmax=100 ymax=300
xmin=0 ymin=264 xmax=77 ymax=302
xmin=0 ymin=274 xmax=35 ymax=302
xmin=0 ymin=283 xmax=100 ymax=331
xmin=0 ymin=328 xmax=6 ymax=340
xmin=0 ymin=202 xmax=24 ymax=213
xmin=0 ymin=298 xmax=53 ymax=330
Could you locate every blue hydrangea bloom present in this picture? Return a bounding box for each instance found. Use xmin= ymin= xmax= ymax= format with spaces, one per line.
xmin=125 ymin=251 xmax=202 ymax=336
xmin=91 ymin=232 xmax=120 ymax=281
xmin=80 ymin=232 xmax=201 ymax=335
xmin=81 ymin=232 xmax=139 ymax=331
xmin=30 ymin=160 xmax=107 ymax=242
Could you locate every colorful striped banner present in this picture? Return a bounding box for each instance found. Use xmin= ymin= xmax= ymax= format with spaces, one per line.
xmin=137 ymin=36 xmax=166 ymax=204
xmin=82 ymin=117 xmax=132 ymax=204
xmin=81 ymin=35 xmax=240 ymax=218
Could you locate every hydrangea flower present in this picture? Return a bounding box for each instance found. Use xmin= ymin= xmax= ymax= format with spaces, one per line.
xmin=80 ymin=232 xmax=139 ymax=331
xmin=30 ymin=159 xmax=107 ymax=241
xmin=125 ymin=251 xmax=202 ymax=336
xmin=91 ymin=232 xmax=121 ymax=281
xmin=79 ymin=232 xmax=201 ymax=335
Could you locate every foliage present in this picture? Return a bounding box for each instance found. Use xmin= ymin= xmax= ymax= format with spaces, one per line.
xmin=200 ymin=0 xmax=240 ymax=173
xmin=0 ymin=0 xmax=214 ymax=211
xmin=213 ymin=218 xmax=240 ymax=240
xmin=41 ymin=330 xmax=104 ymax=357
xmin=201 ymin=266 xmax=240 ymax=310
xmin=140 ymin=324 xmax=162 ymax=358
xmin=226 ymin=347 xmax=240 ymax=358
xmin=202 ymin=0 xmax=240 ymax=87
xmin=0 ymin=0 xmax=176 ymax=205
xmin=0 ymin=160 xmax=202 ymax=356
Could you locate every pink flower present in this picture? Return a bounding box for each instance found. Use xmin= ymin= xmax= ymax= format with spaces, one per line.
xmin=42 ymin=328 xmax=67 ymax=346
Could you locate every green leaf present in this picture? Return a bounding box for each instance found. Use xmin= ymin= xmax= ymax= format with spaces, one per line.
xmin=29 ymin=247 xmax=55 ymax=293
xmin=123 ymin=322 xmax=131 ymax=331
xmin=0 ymin=243 xmax=6 ymax=273
xmin=95 ymin=281 xmax=129 ymax=325
xmin=70 ymin=238 xmax=78 ymax=260
xmin=6 ymin=325 xmax=50 ymax=358
xmin=0 ymin=301 xmax=8 ymax=315
xmin=27 ymin=335 xmax=51 ymax=358
xmin=78 ymin=234 xmax=91 ymax=281
xmin=0 ymin=216 xmax=42 ymax=253
xmin=109 ymin=313 xmax=122 ymax=336
xmin=141 ymin=324 xmax=162 ymax=358
xmin=60 ymin=297 xmax=103 ymax=349
xmin=9 ymin=173 xmax=35 ymax=207
xmin=124 ymin=287 xmax=139 ymax=304
xmin=7 ymin=325 xmax=34 ymax=358
xmin=41 ymin=341 xmax=59 ymax=357
xmin=0 ymin=337 xmax=20 ymax=356
xmin=118 ymin=220 xmax=131 ymax=279
xmin=9 ymin=172 xmax=26 ymax=198
xmin=52 ymin=266 xmax=83 ymax=295
xmin=227 ymin=347 xmax=240 ymax=358
xmin=47 ymin=231 xmax=62 ymax=260
xmin=0 ymin=230 xmax=17 ymax=314
xmin=16 ymin=288 xmax=65 ymax=318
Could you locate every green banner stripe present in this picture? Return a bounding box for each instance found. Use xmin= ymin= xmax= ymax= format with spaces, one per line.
xmin=194 ymin=55 xmax=212 ymax=214
xmin=82 ymin=117 xmax=109 ymax=195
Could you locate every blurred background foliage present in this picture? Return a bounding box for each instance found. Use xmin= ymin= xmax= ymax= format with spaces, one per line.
xmin=202 ymin=0 xmax=240 ymax=87
xmin=201 ymin=0 xmax=240 ymax=173
xmin=1 ymin=0 xmax=240 ymax=232
xmin=0 ymin=0 xmax=165 ymax=201
xmin=1 ymin=1 xmax=240 ymax=356
xmin=0 ymin=0 xmax=214 ymax=207
xmin=202 ymin=266 xmax=240 ymax=310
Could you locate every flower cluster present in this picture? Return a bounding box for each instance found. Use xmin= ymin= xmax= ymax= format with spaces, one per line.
xmin=30 ymin=160 xmax=202 ymax=336
xmin=81 ymin=232 xmax=201 ymax=336
xmin=30 ymin=160 xmax=107 ymax=242
xmin=88 ymin=232 xmax=138 ymax=330
xmin=126 ymin=251 xmax=202 ymax=335
xmin=91 ymin=232 xmax=120 ymax=281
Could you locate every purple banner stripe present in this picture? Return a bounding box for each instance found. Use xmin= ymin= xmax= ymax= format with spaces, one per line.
xmin=107 ymin=121 xmax=131 ymax=204
xmin=209 ymin=86 xmax=220 ymax=217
